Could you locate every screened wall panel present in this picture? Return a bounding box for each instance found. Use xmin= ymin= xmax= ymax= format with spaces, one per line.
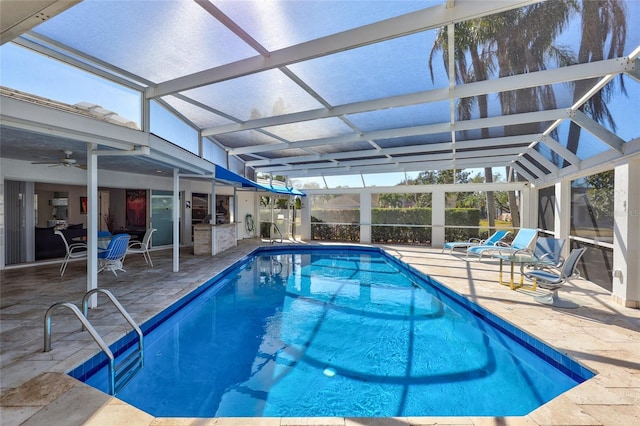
xmin=150 ymin=101 xmax=198 ymax=155
xmin=571 ymin=171 xmax=614 ymax=242
xmin=310 ymin=194 xmax=360 ymax=242
xmin=538 ymin=186 xmax=556 ymax=231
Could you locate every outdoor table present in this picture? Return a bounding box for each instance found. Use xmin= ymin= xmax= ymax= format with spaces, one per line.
xmin=72 ymin=235 xmax=114 ymax=249
xmin=495 ymin=253 xmax=553 ymax=290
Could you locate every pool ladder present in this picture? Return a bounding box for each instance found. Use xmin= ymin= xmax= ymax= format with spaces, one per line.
xmin=44 ymin=289 xmax=144 ymax=395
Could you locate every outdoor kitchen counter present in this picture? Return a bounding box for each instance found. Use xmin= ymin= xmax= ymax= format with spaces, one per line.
xmin=193 ymin=223 xmax=238 ymax=256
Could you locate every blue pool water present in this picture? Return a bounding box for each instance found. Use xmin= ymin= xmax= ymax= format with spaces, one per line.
xmin=71 ymin=246 xmax=593 ymax=417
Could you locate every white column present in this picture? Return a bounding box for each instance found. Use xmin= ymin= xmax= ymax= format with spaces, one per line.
xmin=555 ymin=179 xmax=572 ymax=259
xmin=86 ymin=144 xmax=99 ymax=308
xmin=432 ymin=188 xmax=445 ymax=248
xmin=360 ymin=192 xmax=371 ymax=244
xmin=519 ymin=185 xmax=534 ymax=228
xmin=612 ymin=159 xmax=640 ymax=308
xmin=300 ymin=195 xmax=311 ymax=241
xmin=173 ymin=168 xmax=179 ymax=272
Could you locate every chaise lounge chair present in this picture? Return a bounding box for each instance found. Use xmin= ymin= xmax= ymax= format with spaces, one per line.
xmin=466 ymin=228 xmax=538 ymax=260
xmin=442 ymin=229 xmax=510 ymax=255
xmin=523 ymin=247 xmax=587 ymax=308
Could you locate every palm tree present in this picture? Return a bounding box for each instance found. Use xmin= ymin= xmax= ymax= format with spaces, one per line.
xmin=429 ymin=21 xmax=498 ymax=231
xmin=430 ymin=1 xmax=576 ymax=229
xmin=565 ymin=0 xmax=627 ymax=163
xmin=487 ymin=1 xmax=576 ymax=227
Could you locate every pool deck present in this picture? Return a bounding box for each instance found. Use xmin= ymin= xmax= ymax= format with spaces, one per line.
xmin=1 ymin=240 xmax=639 ymax=426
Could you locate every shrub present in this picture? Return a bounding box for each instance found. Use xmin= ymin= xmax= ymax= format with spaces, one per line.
xmin=310 ymin=208 xmax=480 ymax=244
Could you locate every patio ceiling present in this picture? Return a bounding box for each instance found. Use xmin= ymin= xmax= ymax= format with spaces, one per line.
xmin=1 ymin=0 xmax=640 ymax=184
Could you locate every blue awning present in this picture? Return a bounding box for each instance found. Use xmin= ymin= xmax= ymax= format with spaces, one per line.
xmin=214 ymin=165 xmax=256 ymax=188
xmin=260 ymin=183 xmax=306 ymax=196
xmin=214 ymin=165 xmax=305 ymax=196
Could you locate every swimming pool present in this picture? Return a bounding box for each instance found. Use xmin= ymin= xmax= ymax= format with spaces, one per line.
xmin=70 ymin=245 xmax=593 ymax=417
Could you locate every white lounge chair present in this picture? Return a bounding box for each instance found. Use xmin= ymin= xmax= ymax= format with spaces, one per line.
xmin=442 ymin=229 xmax=510 ymax=255
xmin=466 ymin=228 xmax=538 ymax=260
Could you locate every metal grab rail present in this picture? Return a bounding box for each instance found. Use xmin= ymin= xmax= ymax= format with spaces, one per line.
xmin=264 ymin=222 xmax=283 ymax=244
xmin=43 ymin=302 xmax=116 ymax=394
xmin=44 ymin=290 xmax=144 ymax=395
xmin=82 ymin=288 xmax=144 ymax=361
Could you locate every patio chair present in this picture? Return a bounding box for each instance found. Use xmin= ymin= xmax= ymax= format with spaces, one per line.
xmin=98 ymin=234 xmax=130 ymax=276
xmin=98 ymin=230 xmax=112 ymax=238
xmin=55 ymin=229 xmax=87 ymax=276
xmin=520 ymin=237 xmax=566 ymax=281
xmin=466 ymin=228 xmax=538 ymax=260
xmin=523 ymin=247 xmax=587 ymax=308
xmin=442 ymin=229 xmax=510 ymax=255
xmin=525 ymin=237 xmax=566 ymax=270
xmin=126 ymin=228 xmax=156 ymax=267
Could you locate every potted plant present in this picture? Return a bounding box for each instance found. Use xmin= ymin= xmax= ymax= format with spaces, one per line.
xmin=103 ymin=211 xmax=116 ymax=234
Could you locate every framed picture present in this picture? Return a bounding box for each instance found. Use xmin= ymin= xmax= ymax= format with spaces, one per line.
xmin=80 ymin=196 xmax=88 ymax=214
xmin=126 ymin=189 xmax=147 ymax=228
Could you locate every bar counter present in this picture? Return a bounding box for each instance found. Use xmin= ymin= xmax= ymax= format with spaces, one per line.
xmin=193 ymin=222 xmax=237 ymax=256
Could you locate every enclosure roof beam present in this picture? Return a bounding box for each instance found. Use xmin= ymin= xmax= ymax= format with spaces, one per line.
xmin=203 ymin=59 xmax=625 ymax=137
xmin=245 ymin=134 xmax=537 ymax=167
xmin=231 ymin=109 xmax=567 ymax=156
xmin=570 ymin=110 xmax=625 ymax=153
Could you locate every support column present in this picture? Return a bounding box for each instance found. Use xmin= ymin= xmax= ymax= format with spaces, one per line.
xmin=555 ymin=179 xmax=572 ymax=259
xmin=211 ymin=182 xmax=216 ymax=253
xmin=300 ymin=196 xmax=311 ymax=241
xmin=612 ymin=159 xmax=640 ymax=308
xmin=519 ymin=184 xmax=534 ymax=228
xmin=173 ymin=168 xmax=179 ymax=272
xmin=432 ymin=188 xmax=445 ymax=248
xmin=360 ymin=192 xmax=371 ymax=244
xmin=87 ymin=144 xmax=99 ymax=308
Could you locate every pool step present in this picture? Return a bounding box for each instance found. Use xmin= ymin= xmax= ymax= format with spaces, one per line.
xmin=115 ymin=351 xmax=143 ymax=394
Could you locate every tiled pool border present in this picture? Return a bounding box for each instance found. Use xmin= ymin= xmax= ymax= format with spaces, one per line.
xmin=69 ymin=244 xmax=594 ymax=388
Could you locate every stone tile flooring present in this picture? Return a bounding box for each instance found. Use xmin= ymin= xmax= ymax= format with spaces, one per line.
xmin=1 ymin=241 xmax=639 ymax=425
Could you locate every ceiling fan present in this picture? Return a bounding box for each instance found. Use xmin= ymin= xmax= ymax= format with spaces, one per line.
xmin=31 ymin=150 xmax=85 ymax=169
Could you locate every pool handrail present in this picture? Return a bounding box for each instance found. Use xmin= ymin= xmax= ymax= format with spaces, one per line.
xmin=44 ymin=289 xmax=144 ymax=396
xmin=82 ymin=288 xmax=144 ymax=362
xmin=263 ymin=221 xmax=283 ymax=244
xmin=82 ymin=288 xmax=144 ymax=394
xmin=44 ymin=302 xmax=116 ymax=394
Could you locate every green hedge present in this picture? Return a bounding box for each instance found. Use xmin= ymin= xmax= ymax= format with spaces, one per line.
xmin=311 ymin=208 xmax=480 ymax=244
xmin=371 ymin=208 xmax=432 ymax=243
xmin=311 ymin=216 xmax=360 ymax=241
xmin=444 ymin=208 xmax=481 ymax=242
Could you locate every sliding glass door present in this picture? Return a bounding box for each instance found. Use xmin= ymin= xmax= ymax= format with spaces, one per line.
xmin=151 ymin=190 xmax=177 ymax=246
